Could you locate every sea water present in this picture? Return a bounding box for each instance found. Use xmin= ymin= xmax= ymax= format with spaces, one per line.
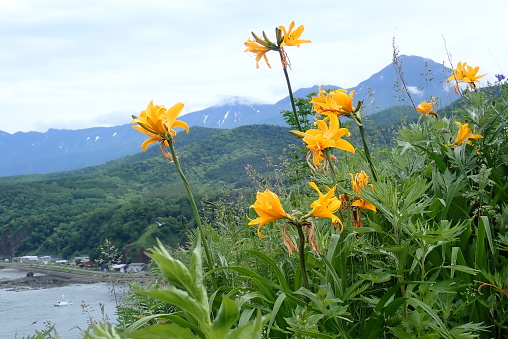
xmin=0 ymin=268 xmax=125 ymax=339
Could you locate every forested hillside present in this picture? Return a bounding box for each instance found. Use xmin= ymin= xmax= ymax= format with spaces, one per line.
xmin=0 ymin=106 xmax=417 ymax=262
xmin=0 ymin=125 xmax=297 ymax=261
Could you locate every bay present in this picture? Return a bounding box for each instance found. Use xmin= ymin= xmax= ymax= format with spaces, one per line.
xmin=0 ymin=268 xmax=125 ymax=339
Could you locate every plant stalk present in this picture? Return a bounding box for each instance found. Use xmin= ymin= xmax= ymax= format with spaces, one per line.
xmin=168 ymin=141 xmax=217 ymax=289
xmin=354 ymin=117 xmax=378 ymax=181
xmin=324 ymin=149 xmax=339 ymax=189
xmin=296 ymin=223 xmax=309 ymax=289
xmin=279 ymin=50 xmax=303 ymax=132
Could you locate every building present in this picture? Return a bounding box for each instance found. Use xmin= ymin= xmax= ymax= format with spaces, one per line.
xmin=126 ymin=263 xmax=147 ymax=273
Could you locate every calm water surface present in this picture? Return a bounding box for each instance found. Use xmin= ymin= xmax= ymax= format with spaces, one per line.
xmin=0 ymin=268 xmax=125 ymax=339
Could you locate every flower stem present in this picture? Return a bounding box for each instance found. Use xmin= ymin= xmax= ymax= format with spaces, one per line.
xmin=168 ymin=141 xmax=217 ymax=289
xmin=296 ymin=223 xmax=309 ymax=289
xmin=354 ymin=117 xmax=378 ymax=181
xmin=279 ymin=50 xmax=303 ymax=132
xmin=324 ymin=149 xmax=339 ymax=188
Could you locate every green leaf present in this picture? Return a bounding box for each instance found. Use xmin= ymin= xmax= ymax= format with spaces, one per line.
xmin=241 ymin=249 xmax=293 ymax=294
xmin=407 ymin=297 xmax=454 ymax=339
xmin=342 ymin=279 xmax=369 ymax=301
xmin=189 ymin=236 xmax=208 ymax=305
xmin=210 ymin=295 xmax=240 ymax=338
xmin=441 ymin=265 xmax=480 ymax=275
xmin=359 ymin=269 xmax=394 ymax=283
xmin=387 ymin=326 xmax=414 ymax=338
xmin=127 ymin=324 xmax=198 ymax=339
xmin=83 ymin=322 xmax=121 ymax=339
xmin=288 ymin=328 xmax=339 ymax=339
xmin=238 ymin=308 xmax=256 ymax=327
xmin=124 ymin=313 xmax=174 ymax=333
xmin=226 ymin=309 xmax=267 ymax=339
xmin=147 ymin=240 xmax=202 ymax=302
xmin=479 ymin=215 xmax=495 ymax=256
xmin=140 ymin=286 xmax=210 ymax=327
xmin=294 ymin=287 xmax=324 ymax=310
xmin=215 ymin=266 xmax=279 ymax=301
xmin=266 ymin=292 xmax=287 ymax=336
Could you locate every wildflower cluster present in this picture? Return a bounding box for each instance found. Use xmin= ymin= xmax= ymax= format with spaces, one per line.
xmin=114 ymin=19 xmax=508 ymax=339
xmin=248 ymin=182 xmax=342 ymax=250
xmin=447 ymin=61 xmax=486 ymax=92
xmin=243 ymin=21 xmax=311 ymax=69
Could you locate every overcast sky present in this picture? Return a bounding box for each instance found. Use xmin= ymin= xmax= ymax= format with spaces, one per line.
xmin=1 ymin=0 xmax=506 ymax=133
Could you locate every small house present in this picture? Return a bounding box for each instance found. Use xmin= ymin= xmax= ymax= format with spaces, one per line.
xmin=126 ymin=263 xmax=147 ymax=273
xmin=111 ymin=264 xmax=127 ymax=272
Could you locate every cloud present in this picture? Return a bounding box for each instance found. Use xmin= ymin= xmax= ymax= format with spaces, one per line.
xmin=0 ymin=0 xmax=506 ymax=133
xmin=406 ymin=86 xmax=424 ymax=96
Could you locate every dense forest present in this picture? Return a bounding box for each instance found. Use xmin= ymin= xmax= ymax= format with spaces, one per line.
xmin=0 ymin=105 xmax=417 ymax=262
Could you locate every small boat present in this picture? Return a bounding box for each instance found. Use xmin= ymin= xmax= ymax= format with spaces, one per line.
xmin=54 ymin=295 xmax=73 ymax=307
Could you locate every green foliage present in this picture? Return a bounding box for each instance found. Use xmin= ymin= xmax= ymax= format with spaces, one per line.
xmin=281 ymin=93 xmax=316 ymax=132
xmin=124 ymin=83 xmax=506 ymax=338
xmin=121 ymin=239 xmax=268 ymax=339
xmin=83 ymin=322 xmax=121 ymax=339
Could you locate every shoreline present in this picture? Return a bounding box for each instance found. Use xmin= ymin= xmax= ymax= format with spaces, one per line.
xmin=0 ymin=275 xmax=69 ymax=291
xmin=0 ymin=263 xmax=154 ymax=290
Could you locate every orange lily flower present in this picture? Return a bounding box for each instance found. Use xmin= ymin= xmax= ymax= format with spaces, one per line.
xmin=132 ymin=101 xmax=189 ymax=151
xmin=452 ymin=122 xmax=483 ymax=146
xmin=311 ymin=88 xmax=356 ymax=117
xmin=244 ymin=38 xmax=272 ymax=68
xmin=350 ymin=171 xmax=372 ymax=194
xmin=278 ymin=21 xmax=311 ymax=47
xmin=351 ymin=199 xmax=377 ymax=213
xmin=302 ymin=115 xmax=355 ymax=166
xmin=308 ymin=182 xmax=343 ymax=226
xmin=447 ymin=62 xmax=486 ymax=91
xmin=248 ymin=189 xmax=291 ymax=238
xmin=349 ymin=171 xmax=376 ymax=214
xmin=416 ymin=101 xmax=438 ymax=118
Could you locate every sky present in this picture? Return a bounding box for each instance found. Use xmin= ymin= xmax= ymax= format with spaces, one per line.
xmin=0 ymin=0 xmax=506 ymax=134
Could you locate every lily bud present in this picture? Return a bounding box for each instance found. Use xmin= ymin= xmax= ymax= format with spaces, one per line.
xmin=251 ymin=32 xmax=269 ymax=47
xmin=275 ymin=27 xmax=283 ymax=46
xmin=262 ymin=31 xmax=274 ymax=46
xmin=290 ymin=130 xmax=306 ymax=138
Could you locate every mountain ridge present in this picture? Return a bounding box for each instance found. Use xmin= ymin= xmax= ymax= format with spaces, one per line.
xmin=0 ymin=55 xmax=458 ymax=176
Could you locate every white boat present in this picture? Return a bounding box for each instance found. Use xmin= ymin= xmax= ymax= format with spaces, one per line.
xmin=54 ymin=295 xmax=72 ymax=307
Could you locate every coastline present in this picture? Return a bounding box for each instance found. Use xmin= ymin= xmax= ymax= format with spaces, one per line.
xmin=0 ymin=263 xmax=154 ymax=290
xmin=0 ymin=275 xmax=68 ymax=291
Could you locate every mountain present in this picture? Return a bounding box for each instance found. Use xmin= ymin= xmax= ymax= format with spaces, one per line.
xmin=0 ymin=125 xmax=297 ymax=260
xmin=0 ymin=55 xmax=458 ymax=177
xmin=0 ymin=126 xmax=147 ymax=177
